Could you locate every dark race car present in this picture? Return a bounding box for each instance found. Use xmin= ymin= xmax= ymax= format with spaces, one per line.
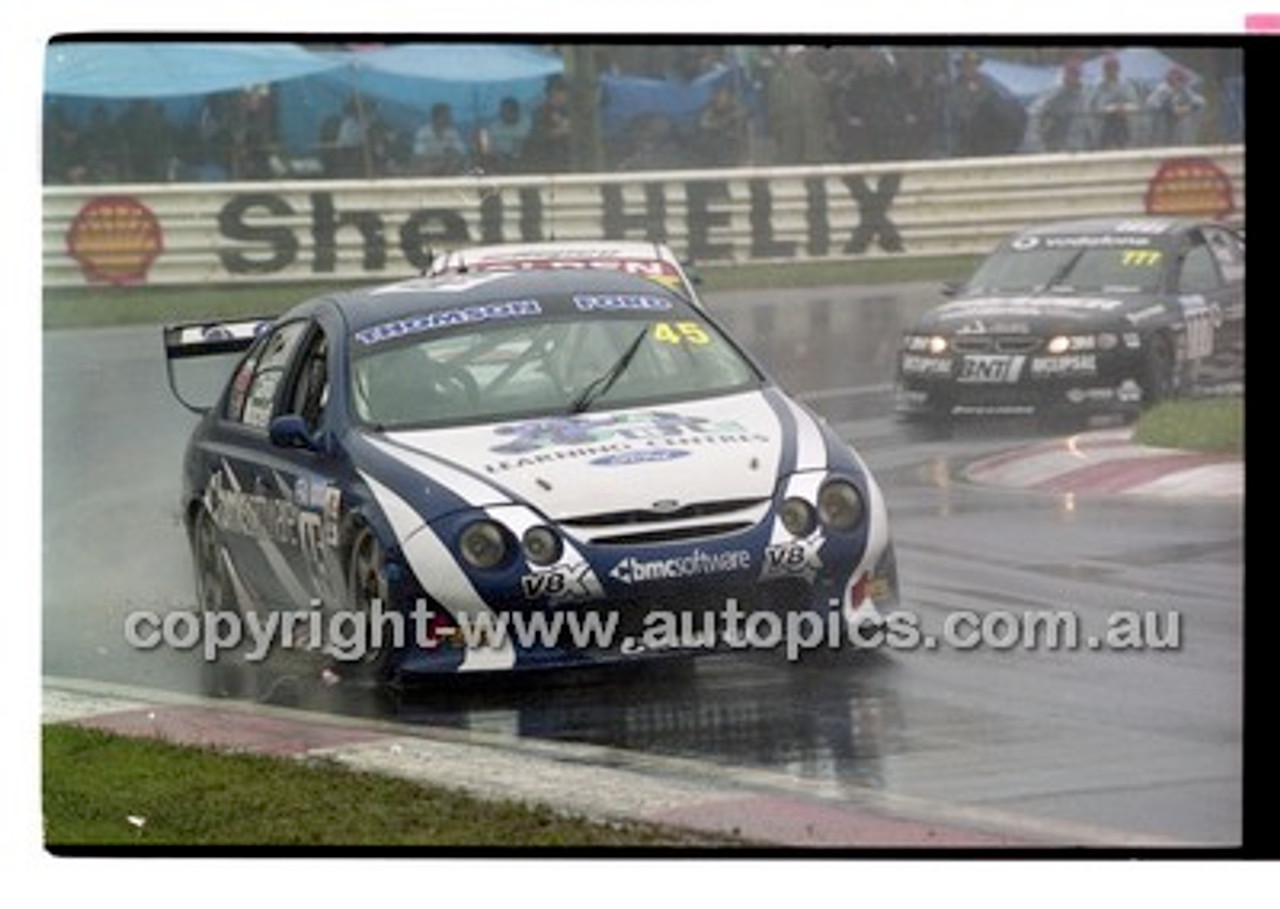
xmin=895 ymin=216 xmax=1244 ymax=431
xmin=164 ymin=267 xmax=899 ymax=689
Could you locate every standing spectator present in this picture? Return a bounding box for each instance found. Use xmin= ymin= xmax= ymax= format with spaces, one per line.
xmin=195 ymin=93 xmax=234 ymax=180
xmin=946 ymin=50 xmax=1027 ymax=157
xmin=1214 ymin=47 xmax=1244 ymax=143
xmin=1145 ymin=66 xmax=1206 ymax=146
xmin=833 ymin=48 xmax=908 ymax=162
xmin=1090 ymin=54 xmax=1140 ymax=149
xmin=364 ymin=101 xmax=401 ymax=176
xmin=673 ymin=46 xmax=724 ymax=82
xmin=325 ymin=96 xmax=367 ymax=177
xmin=695 ymin=82 xmax=749 ymax=166
xmin=236 ymin=85 xmax=278 ymax=180
xmin=765 ymin=46 xmax=831 ymax=164
xmin=120 ymin=98 xmax=175 ymax=181
xmin=475 ymin=96 xmax=531 ymax=173
xmin=1030 ymin=58 xmax=1092 ymax=152
xmin=524 ymin=75 xmax=573 ymax=172
xmin=894 ymin=49 xmax=948 ymax=159
xmin=81 ymin=104 xmax=127 ymax=182
xmin=412 ymin=102 xmax=468 ymax=176
xmin=43 ymin=103 xmax=84 ymax=184
xmin=335 ymin=96 xmax=363 ymax=150
xmin=946 ymin=51 xmax=990 ymax=156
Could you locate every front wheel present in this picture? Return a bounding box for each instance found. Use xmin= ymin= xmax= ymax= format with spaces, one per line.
xmin=1141 ymin=332 xmax=1176 ymax=406
xmin=343 ymin=525 xmax=393 ymax=679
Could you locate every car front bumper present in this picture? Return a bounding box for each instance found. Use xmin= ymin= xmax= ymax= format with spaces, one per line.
xmin=895 ymin=346 xmax=1148 ymax=419
xmin=385 ymin=531 xmax=901 ymax=678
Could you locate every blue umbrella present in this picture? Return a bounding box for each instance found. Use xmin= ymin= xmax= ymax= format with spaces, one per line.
xmin=44 ymin=41 xmax=345 ymax=99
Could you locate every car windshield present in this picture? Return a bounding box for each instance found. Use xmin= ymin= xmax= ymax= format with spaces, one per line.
xmin=349 ymin=308 xmax=761 ymax=430
xmin=967 ymin=245 xmax=1167 ymax=294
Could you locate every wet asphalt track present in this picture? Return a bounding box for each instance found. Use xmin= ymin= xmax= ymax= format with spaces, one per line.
xmin=42 ymin=281 xmax=1244 ymax=846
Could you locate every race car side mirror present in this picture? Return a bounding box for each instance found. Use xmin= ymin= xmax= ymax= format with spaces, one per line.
xmin=940 ymin=280 xmax=964 ymax=298
xmin=269 ymin=414 xmax=318 ymax=451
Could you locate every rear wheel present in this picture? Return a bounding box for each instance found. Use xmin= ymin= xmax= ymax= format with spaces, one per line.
xmin=191 ymin=509 xmax=254 ymax=697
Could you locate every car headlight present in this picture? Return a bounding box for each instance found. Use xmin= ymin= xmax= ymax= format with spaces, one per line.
xmin=817 ymin=480 xmax=865 ymax=531
xmin=903 ymin=334 xmax=949 ymax=354
xmin=780 ymin=497 xmax=817 ymax=537
xmin=1045 ymin=333 xmax=1117 ymax=353
xmin=521 ymin=525 xmax=563 ymax=566
xmin=459 ymin=520 xmax=510 ymax=569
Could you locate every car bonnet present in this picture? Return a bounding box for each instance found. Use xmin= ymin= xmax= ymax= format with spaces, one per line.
xmin=923 ymin=291 xmax=1136 ymax=329
xmin=367 ymin=389 xmax=792 ymax=522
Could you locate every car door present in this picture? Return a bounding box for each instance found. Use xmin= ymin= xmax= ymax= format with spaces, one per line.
xmin=1174 ymin=226 xmax=1245 ymax=389
xmin=254 ymin=320 xmax=351 ymax=615
xmin=1199 ymin=225 xmax=1245 ymax=386
xmin=204 ymin=319 xmax=312 ymax=614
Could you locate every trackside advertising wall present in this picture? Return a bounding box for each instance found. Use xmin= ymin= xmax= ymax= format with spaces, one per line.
xmin=44 ymin=145 xmax=1243 ymax=289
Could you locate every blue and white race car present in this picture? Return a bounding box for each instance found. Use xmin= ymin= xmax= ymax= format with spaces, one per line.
xmin=165 ymin=264 xmax=898 ymax=685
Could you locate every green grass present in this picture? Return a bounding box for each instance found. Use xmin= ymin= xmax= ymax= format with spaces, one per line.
xmin=42 ymin=724 xmax=741 ymax=849
xmin=43 ymin=255 xmax=981 ymax=331
xmin=1132 ymin=397 xmax=1244 ymax=456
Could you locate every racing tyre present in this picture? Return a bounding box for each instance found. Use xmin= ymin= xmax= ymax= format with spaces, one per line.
xmin=1141 ymin=332 xmax=1176 ymax=407
xmin=1036 ymin=411 xmax=1083 ymax=435
xmin=192 ymin=509 xmax=255 ymax=698
xmin=343 ymin=525 xmax=393 ymax=681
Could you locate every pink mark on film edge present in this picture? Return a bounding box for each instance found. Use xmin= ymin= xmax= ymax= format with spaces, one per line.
xmin=1245 ymin=13 xmax=1280 ymax=30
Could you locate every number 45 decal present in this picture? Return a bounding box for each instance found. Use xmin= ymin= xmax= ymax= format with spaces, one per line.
xmin=653 ymin=321 xmax=710 ymax=345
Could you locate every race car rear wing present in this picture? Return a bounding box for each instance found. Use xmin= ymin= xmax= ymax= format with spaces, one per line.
xmin=163 ymin=316 xmax=275 ymax=414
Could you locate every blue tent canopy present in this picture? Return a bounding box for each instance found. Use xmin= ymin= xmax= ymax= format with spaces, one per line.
xmin=43 ymin=41 xmax=566 ymax=164
xmin=44 ymin=41 xmax=346 ymax=99
xmin=976 ymin=47 xmax=1200 ymax=104
xmin=331 ymin=43 xmax=564 ymax=83
xmin=273 ymin=43 xmax=565 ymax=158
xmin=599 ymin=64 xmax=747 ymax=136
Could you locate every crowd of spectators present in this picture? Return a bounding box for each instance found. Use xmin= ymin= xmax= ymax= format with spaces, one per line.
xmin=42 ymin=45 xmax=1238 ymax=186
xmin=1026 ymin=52 xmax=1207 ymax=152
xmin=44 ymin=85 xmax=280 ymax=184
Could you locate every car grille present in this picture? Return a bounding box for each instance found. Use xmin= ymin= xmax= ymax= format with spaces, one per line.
xmin=562 ymin=497 xmax=766 ymax=527
xmin=561 ymin=497 xmax=770 ymax=546
xmin=951 ymin=335 xmax=1042 ymax=354
xmin=585 ymin=522 xmax=757 ymax=546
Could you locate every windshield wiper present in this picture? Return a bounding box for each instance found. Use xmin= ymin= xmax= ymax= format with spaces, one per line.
xmin=1036 ymin=249 xmax=1086 ymax=293
xmin=570 ymin=327 xmax=648 ymax=414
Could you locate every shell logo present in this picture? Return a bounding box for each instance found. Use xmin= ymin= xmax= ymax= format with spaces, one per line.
xmin=1144 ymin=157 xmax=1235 ymax=221
xmin=65 ymin=196 xmax=164 ymax=285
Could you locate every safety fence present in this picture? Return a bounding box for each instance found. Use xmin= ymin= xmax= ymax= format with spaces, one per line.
xmin=43 ymin=144 xmax=1243 ymax=289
